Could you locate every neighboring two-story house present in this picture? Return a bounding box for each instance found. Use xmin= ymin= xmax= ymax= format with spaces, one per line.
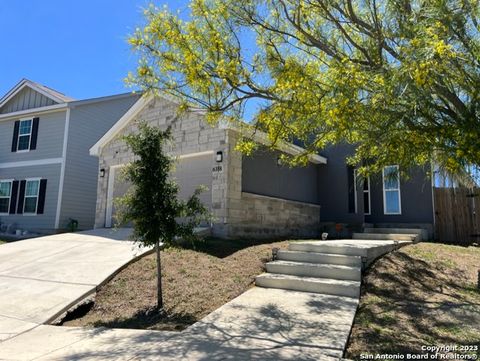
xmin=0 ymin=79 xmax=139 ymax=233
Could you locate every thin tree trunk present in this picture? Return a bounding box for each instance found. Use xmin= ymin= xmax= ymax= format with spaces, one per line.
xmin=156 ymin=240 xmax=163 ymax=310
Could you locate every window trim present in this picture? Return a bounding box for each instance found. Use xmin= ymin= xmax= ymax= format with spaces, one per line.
xmin=23 ymin=178 xmax=41 ymax=215
xmin=353 ymin=169 xmax=358 ymax=214
xmin=363 ymin=176 xmax=371 ymax=216
xmin=382 ymin=165 xmax=402 ymax=215
xmin=347 ymin=166 xmax=357 ymax=214
xmin=17 ymin=118 xmax=33 ymax=153
xmin=0 ymin=179 xmax=13 ymax=215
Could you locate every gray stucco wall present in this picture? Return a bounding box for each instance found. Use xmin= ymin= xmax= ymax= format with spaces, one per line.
xmin=317 ymin=144 xmax=364 ymax=225
xmin=242 ymin=149 xmax=320 ymax=204
xmin=366 ymin=166 xmax=434 ymax=224
xmin=0 ymin=110 xmax=66 ymax=163
xmin=0 ymin=164 xmax=61 ymax=232
xmin=59 ymin=94 xmax=140 ymax=230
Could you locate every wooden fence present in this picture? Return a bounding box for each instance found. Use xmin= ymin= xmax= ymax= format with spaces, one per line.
xmin=434 ymin=187 xmax=480 ymax=245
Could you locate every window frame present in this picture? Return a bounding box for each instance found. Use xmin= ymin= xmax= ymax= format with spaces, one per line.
xmin=352 ymin=169 xmax=358 ymax=213
xmin=17 ymin=118 xmax=33 ymax=152
xmin=0 ymin=179 xmax=13 ymax=215
xmin=382 ymin=165 xmax=402 ymax=215
xmin=23 ymin=178 xmax=41 ymax=215
xmin=363 ymin=176 xmax=371 ymax=216
xmin=348 ymin=166 xmax=357 ymax=214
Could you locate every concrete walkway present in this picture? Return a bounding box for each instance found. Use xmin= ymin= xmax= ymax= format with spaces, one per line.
xmin=0 ymin=237 xmax=408 ymax=360
xmin=0 ymin=229 xmax=149 ymax=342
xmin=1 ymin=287 xmax=356 ymax=360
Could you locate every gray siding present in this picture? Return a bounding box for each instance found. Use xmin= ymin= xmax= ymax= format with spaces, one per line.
xmin=366 ymin=166 xmax=434 ymax=224
xmin=0 ymin=164 xmax=61 ymax=231
xmin=0 ymin=87 xmax=56 ymax=114
xmin=0 ymin=111 xmax=66 ymax=163
xmin=242 ymin=149 xmax=319 ymax=204
xmin=317 ymin=144 xmax=433 ymax=227
xmin=59 ymin=95 xmax=140 ymax=230
xmin=317 ymin=144 xmax=364 ymax=224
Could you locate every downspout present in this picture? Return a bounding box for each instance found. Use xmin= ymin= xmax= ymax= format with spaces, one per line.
xmin=54 ymin=106 xmax=71 ymax=230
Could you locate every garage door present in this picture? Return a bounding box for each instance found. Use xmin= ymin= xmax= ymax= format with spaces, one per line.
xmin=106 ymin=153 xmax=213 ymax=228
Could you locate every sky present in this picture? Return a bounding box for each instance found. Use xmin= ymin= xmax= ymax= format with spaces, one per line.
xmin=0 ymin=1 xmax=189 ymax=100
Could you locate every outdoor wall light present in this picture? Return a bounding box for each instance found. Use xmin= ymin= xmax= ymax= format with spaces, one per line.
xmin=100 ymin=168 xmax=105 ymax=178
xmin=216 ymin=151 xmax=223 ymax=162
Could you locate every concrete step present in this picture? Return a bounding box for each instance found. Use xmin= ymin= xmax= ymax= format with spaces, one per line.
xmin=353 ymin=233 xmax=417 ymax=241
xmin=277 ymin=249 xmax=362 ymax=267
xmin=289 ymin=241 xmax=369 ymax=257
xmin=364 ymin=227 xmax=427 ymax=241
xmin=255 ymin=273 xmax=360 ymax=298
xmin=266 ymin=260 xmax=361 ymax=281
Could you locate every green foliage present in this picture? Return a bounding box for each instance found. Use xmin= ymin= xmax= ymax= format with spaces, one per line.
xmin=115 ymin=122 xmax=211 ymax=247
xmin=67 ymin=218 xmax=79 ymax=232
xmin=128 ymin=0 xmax=479 ymax=177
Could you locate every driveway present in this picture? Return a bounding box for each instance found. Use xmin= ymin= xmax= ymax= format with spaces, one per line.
xmin=0 ymin=229 xmax=149 ymax=342
xmin=0 ymin=236 xmax=404 ymax=360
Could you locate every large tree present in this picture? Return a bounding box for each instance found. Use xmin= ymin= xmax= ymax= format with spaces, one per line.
xmin=127 ymin=0 xmax=479 ymax=177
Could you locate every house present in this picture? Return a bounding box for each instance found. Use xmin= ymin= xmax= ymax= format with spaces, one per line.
xmin=0 ymin=79 xmax=140 ymax=234
xmin=90 ymin=94 xmax=435 ymax=239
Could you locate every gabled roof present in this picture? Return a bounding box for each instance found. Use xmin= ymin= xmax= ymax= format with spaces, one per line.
xmin=89 ymin=94 xmax=327 ymax=164
xmin=0 ymin=78 xmax=75 ymax=110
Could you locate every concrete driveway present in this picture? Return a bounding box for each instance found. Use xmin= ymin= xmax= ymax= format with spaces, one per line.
xmin=0 ymin=229 xmax=149 ymax=342
xmin=0 ymin=236 xmax=404 ymax=360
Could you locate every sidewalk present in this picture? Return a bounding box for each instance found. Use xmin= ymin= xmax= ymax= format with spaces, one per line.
xmin=1 ymin=288 xmax=358 ymax=360
xmin=0 ymin=236 xmax=405 ymax=360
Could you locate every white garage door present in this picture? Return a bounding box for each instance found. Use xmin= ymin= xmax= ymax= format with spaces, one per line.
xmin=106 ymin=153 xmax=213 ymax=228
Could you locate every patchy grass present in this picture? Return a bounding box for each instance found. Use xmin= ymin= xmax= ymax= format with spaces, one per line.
xmin=346 ymin=242 xmax=480 ymax=358
xmin=62 ymin=238 xmax=288 ymax=331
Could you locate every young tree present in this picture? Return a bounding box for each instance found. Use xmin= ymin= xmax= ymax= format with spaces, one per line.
xmin=116 ymin=122 xmax=210 ymax=309
xmin=127 ymin=0 xmax=479 ymax=178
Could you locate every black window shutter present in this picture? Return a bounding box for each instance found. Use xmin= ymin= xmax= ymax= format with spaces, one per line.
xmin=37 ymin=179 xmax=47 ymax=214
xmin=30 ymin=117 xmax=40 ymax=150
xmin=11 ymin=121 xmax=20 ymax=152
xmin=9 ymin=180 xmax=19 ymax=214
xmin=16 ymin=180 xmax=26 ymax=214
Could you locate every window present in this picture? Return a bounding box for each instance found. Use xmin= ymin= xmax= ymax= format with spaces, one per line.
xmin=347 ymin=166 xmax=357 ymax=213
xmin=17 ymin=119 xmax=32 ymax=151
xmin=0 ymin=181 xmax=12 ymax=214
xmin=24 ymin=179 xmax=40 ymax=214
xmin=383 ymin=165 xmax=401 ymax=214
xmin=363 ymin=177 xmax=371 ymax=215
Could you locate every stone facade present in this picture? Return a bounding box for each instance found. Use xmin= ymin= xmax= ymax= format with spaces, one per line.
xmin=228 ymin=192 xmax=321 ymax=238
xmin=94 ymin=96 xmax=322 ymax=239
xmin=94 ymin=96 xmax=229 ymax=233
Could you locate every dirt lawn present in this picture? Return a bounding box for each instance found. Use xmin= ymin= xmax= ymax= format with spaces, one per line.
xmin=346 ymin=242 xmax=480 ymax=358
xmin=63 ymin=238 xmax=288 ymax=331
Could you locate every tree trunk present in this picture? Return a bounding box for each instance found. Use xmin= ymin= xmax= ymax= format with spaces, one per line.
xmin=156 ymin=240 xmax=163 ymax=309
